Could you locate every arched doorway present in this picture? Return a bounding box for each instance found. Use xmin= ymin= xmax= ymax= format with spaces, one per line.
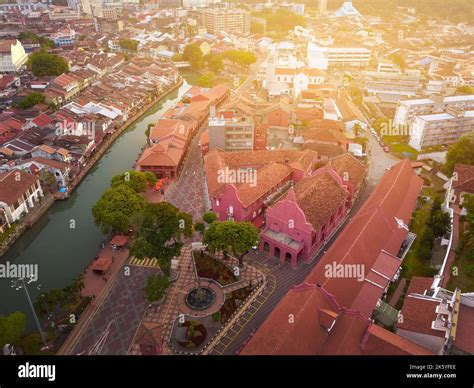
xmin=263 ymin=242 xmax=270 ymax=253
xmin=274 ymin=247 xmax=281 ymax=260
xmin=285 ymin=252 xmax=292 ymax=264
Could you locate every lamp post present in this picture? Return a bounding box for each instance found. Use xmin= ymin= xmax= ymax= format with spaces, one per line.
xmin=11 ymin=277 xmax=47 ymax=347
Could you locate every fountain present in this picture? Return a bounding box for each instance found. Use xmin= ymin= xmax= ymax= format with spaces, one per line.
xmin=185 ymin=287 xmax=215 ymax=310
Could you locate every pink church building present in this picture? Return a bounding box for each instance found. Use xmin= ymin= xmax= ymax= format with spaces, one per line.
xmin=203 ymin=149 xmax=319 ymax=226
xmin=259 ymin=154 xmax=366 ymax=266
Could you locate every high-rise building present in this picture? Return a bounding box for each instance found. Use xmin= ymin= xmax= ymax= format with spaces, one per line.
xmin=199 ymin=8 xmax=251 ymax=35
xmin=318 ymin=0 xmax=327 ymax=14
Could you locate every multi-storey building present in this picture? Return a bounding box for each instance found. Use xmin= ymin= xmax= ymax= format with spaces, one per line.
xmin=394 ymin=95 xmax=474 ymax=126
xmin=207 ymin=115 xmax=254 ymax=152
xmin=198 ymin=8 xmax=250 ymax=35
xmin=409 ymin=108 xmax=474 ymax=150
xmin=307 ymin=43 xmax=371 ymax=69
xmin=361 ymin=69 xmax=421 ymax=97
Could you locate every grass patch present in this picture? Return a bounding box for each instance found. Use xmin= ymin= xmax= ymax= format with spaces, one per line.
xmin=402 ymin=198 xmax=438 ymax=278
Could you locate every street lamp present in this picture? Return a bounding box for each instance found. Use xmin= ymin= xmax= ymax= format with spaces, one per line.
xmin=11 ymin=276 xmax=47 ymax=347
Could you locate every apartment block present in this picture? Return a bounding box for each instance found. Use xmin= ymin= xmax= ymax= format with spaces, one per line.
xmin=409 ymin=108 xmax=474 ymax=150
xmin=207 ymin=115 xmax=254 ymax=151
xmin=199 ymin=8 xmax=250 ymax=35
xmin=394 ymin=95 xmax=474 ymax=126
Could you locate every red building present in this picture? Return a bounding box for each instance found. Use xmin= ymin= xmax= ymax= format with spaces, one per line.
xmin=204 ymin=149 xmax=319 ymax=226
xmin=242 ymin=159 xmax=428 ymax=355
xmin=260 ymin=153 xmax=365 ymax=266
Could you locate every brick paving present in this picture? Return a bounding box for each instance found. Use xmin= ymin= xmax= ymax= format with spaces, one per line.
xmin=128 ymin=247 xmax=263 ymax=355
xmin=165 ymin=126 xmax=209 ymax=221
xmin=71 ymin=265 xmax=161 ymax=355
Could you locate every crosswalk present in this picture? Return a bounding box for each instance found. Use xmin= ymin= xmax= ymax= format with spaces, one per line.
xmin=129 ymin=257 xmax=160 ymax=268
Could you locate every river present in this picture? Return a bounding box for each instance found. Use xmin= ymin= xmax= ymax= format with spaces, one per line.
xmin=0 ymin=81 xmax=190 ymax=329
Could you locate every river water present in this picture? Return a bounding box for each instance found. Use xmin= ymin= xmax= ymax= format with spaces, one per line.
xmin=0 ymin=81 xmax=190 ymax=329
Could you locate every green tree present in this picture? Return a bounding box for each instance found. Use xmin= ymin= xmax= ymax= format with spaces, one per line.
xmin=16 ymin=92 xmax=45 ymax=109
xmin=110 ymin=170 xmax=157 ymax=193
xmin=203 ymin=221 xmax=259 ymax=267
xmin=18 ymin=31 xmax=54 ymax=49
xmin=28 ymin=51 xmax=68 ymax=77
xmin=183 ymin=43 xmax=204 ymax=69
xmin=145 ymin=274 xmax=170 ymax=302
xmin=194 ymin=222 xmax=205 ymax=232
xmin=197 ymin=72 xmax=216 ymax=87
xmin=443 ymin=133 xmax=474 ymax=175
xmin=205 ymin=53 xmax=223 ymax=73
xmin=223 ymin=50 xmax=256 ymax=67
xmin=119 ymin=38 xmax=139 ymax=52
xmin=251 ymin=21 xmax=265 ymax=34
xmin=418 ymin=228 xmax=435 ymax=261
xmin=0 ymin=312 xmax=26 ymax=347
xmin=202 ymin=211 xmax=217 ymax=224
xmin=39 ymin=169 xmax=57 ymax=190
xmin=130 ymin=202 xmax=192 ymax=275
xmin=92 ymin=185 xmax=147 ymax=235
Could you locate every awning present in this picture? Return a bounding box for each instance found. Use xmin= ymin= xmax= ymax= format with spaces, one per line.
xmin=110 ymin=235 xmax=128 ymax=247
xmin=91 ymin=257 xmax=113 ymax=273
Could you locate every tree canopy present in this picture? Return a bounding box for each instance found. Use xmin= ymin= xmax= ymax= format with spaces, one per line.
xmin=0 ymin=312 xmax=26 ymax=347
xmin=443 ymin=133 xmax=474 ymax=175
xmin=119 ymin=38 xmax=139 ymax=52
xmin=223 ymin=50 xmax=256 ymax=67
xmin=197 ymin=72 xmax=216 ymax=88
xmin=183 ymin=43 xmax=204 ymax=69
xmin=92 ymin=185 xmax=147 ymax=235
xmin=130 ymin=202 xmax=193 ymax=275
xmin=110 ymin=170 xmax=157 ymax=193
xmin=203 ymin=221 xmax=259 ymax=267
xmin=28 ymin=51 xmax=68 ymax=77
xmin=145 ymin=274 xmax=170 ymax=302
xmin=253 ymin=9 xmax=306 ymax=34
xmin=18 ymin=31 xmax=54 ymax=49
xmin=16 ymin=92 xmax=45 ymax=110
xmin=205 ymin=53 xmax=224 ymax=73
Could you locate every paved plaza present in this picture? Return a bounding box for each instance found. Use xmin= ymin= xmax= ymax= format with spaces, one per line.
xmin=71 ymin=265 xmax=161 ymax=355
xmin=165 ymin=127 xmax=210 ymax=221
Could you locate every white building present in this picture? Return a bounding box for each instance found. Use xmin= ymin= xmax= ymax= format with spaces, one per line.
xmin=0 ymin=40 xmax=28 ymax=73
xmin=0 ymin=170 xmax=44 ymax=226
xmin=409 ymin=109 xmax=474 ymax=151
xmin=394 ymin=95 xmax=474 ymax=127
xmin=307 ymin=43 xmax=371 ymax=69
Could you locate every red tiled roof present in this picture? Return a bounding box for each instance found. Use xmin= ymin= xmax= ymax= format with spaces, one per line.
xmin=0 ymin=170 xmax=39 ymax=206
xmin=242 ymin=159 xmax=424 ymax=355
xmin=454 ymin=303 xmax=474 ymax=354
xmin=453 ymin=164 xmax=474 ymax=195
xmin=396 ymin=296 xmax=445 ymax=338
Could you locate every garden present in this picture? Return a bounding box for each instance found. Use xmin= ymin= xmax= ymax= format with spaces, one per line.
xmin=193 ymin=251 xmax=238 ymax=286
xmin=212 ymin=285 xmax=255 ymax=324
xmin=176 ymin=320 xmax=208 ymax=349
